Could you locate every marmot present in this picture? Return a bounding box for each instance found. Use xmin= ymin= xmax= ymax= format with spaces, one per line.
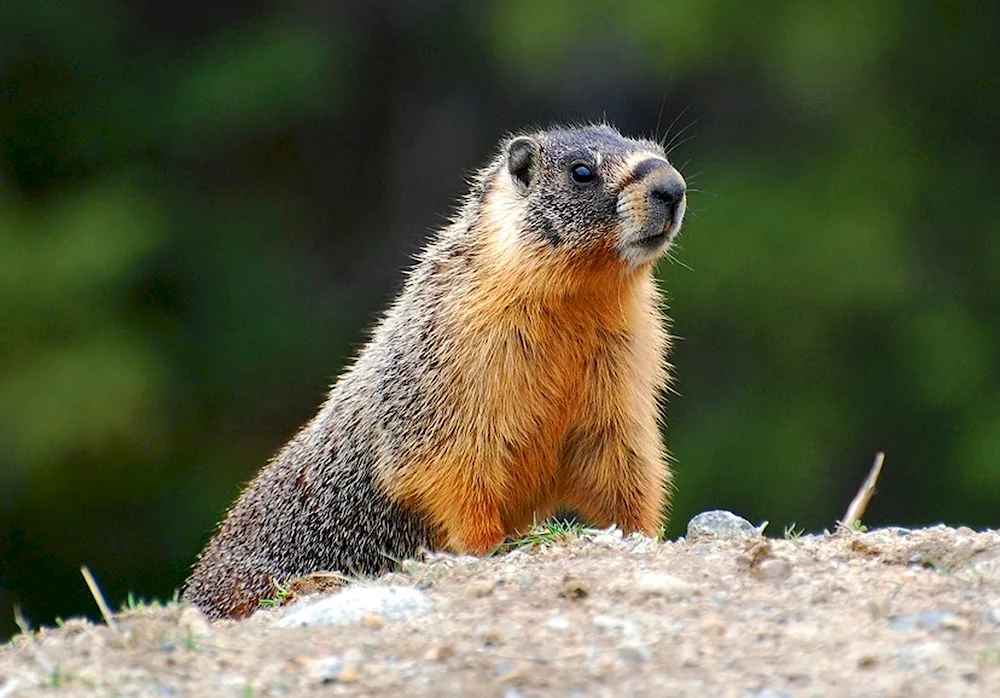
xmin=184 ymin=124 xmax=687 ymax=619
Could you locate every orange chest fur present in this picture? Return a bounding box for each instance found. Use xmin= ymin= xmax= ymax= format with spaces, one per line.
xmin=387 ymin=267 xmax=661 ymax=544
xmin=454 ymin=296 xmax=625 ymax=440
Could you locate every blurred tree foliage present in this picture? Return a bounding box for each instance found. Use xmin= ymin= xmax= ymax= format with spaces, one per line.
xmin=1 ymin=1 xmax=997 ymax=637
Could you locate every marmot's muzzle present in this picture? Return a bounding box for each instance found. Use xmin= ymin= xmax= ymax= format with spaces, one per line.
xmin=617 ymin=158 xmax=687 ymax=265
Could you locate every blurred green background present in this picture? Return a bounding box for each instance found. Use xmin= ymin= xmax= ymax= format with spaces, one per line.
xmin=1 ymin=1 xmax=997 ymax=638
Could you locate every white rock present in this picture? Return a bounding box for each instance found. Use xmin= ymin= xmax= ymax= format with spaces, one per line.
xmin=634 ymin=572 xmax=695 ymax=598
xmin=687 ymin=510 xmax=759 ymax=539
xmin=277 ymin=586 xmax=433 ymax=627
xmin=593 ymin=615 xmax=638 ymax=637
xmin=546 ymin=614 xmax=570 ymax=630
xmin=307 ymin=655 xmax=344 ymax=682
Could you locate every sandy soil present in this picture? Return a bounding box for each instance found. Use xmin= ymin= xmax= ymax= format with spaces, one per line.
xmin=2 ymin=521 xmax=999 ymax=697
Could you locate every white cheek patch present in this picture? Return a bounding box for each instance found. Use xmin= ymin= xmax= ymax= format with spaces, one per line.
xmin=484 ymin=178 xmax=531 ymax=265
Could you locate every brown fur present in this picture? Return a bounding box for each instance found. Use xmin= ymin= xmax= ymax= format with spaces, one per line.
xmin=183 ymin=124 xmax=686 ymax=618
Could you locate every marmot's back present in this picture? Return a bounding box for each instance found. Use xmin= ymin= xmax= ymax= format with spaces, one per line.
xmin=184 ymin=124 xmax=687 ymax=619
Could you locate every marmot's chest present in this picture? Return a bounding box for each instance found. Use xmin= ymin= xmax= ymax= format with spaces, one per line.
xmin=387 ymin=280 xmax=664 ymax=545
xmin=450 ymin=294 xmax=642 ymax=444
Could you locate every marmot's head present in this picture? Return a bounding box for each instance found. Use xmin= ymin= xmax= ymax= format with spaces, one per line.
xmin=476 ymin=124 xmax=686 ymax=270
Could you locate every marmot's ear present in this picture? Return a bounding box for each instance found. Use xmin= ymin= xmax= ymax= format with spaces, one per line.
xmin=507 ymin=136 xmax=536 ymax=193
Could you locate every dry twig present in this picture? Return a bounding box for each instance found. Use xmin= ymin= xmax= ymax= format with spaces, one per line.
xmin=839 ymin=451 xmax=886 ymax=532
xmin=81 ymin=566 xmax=119 ymax=634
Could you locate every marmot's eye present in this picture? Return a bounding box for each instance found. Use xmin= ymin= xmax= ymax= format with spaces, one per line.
xmin=570 ymin=163 xmax=596 ymax=185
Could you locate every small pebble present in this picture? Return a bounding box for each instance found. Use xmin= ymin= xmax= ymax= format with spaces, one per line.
xmin=896 ymin=641 xmax=950 ymax=671
xmin=751 ymin=558 xmax=793 ymax=582
xmin=546 ymin=615 xmax=570 ymax=630
xmin=493 ymin=659 xmax=514 ymax=676
xmin=687 ymin=510 xmax=759 ymax=540
xmin=423 ymin=644 xmax=455 ymax=662
xmin=857 ymin=653 xmax=878 ymax=668
xmin=307 ymin=655 xmax=343 ymax=683
xmin=593 ymin=615 xmax=638 ymax=636
xmin=617 ymin=644 xmax=652 ymax=663
xmin=337 ymin=648 xmax=364 ymax=683
xmin=493 ymin=659 xmax=524 ymax=680
xmin=361 ymin=612 xmax=384 ymax=629
xmin=399 ymin=560 xmax=424 ymax=575
xmin=336 ymin=667 xmax=360 ymax=683
xmin=679 ymin=646 xmax=699 ymax=667
xmin=591 ymin=527 xmax=627 ymax=547
xmin=939 ymin=614 xmax=970 ymax=632
xmin=888 ymin=609 xmax=961 ymax=632
xmin=633 ymin=572 xmax=694 ymax=599
xmin=515 ymin=572 xmax=537 ymax=588
xmin=559 ymin=575 xmax=589 ymax=600
xmin=469 ymin=578 xmax=496 ymax=598
xmin=482 ymin=630 xmax=504 ymax=647
xmin=697 ymin=618 xmax=727 ymax=636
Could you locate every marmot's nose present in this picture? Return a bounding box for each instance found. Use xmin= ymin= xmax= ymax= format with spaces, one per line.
xmin=647 ymin=172 xmax=686 ymax=220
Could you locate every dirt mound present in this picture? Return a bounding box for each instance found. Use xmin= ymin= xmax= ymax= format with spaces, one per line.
xmin=2 ymin=523 xmax=998 ymax=696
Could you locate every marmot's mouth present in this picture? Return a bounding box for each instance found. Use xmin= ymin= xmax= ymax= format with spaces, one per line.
xmin=618 ymin=218 xmax=680 ymax=266
xmin=637 ymin=230 xmax=668 ymax=248
xmin=634 ymin=221 xmax=675 ymax=249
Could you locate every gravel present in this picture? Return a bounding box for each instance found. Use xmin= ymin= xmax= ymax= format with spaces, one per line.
xmin=2 ymin=516 xmax=999 ymax=697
